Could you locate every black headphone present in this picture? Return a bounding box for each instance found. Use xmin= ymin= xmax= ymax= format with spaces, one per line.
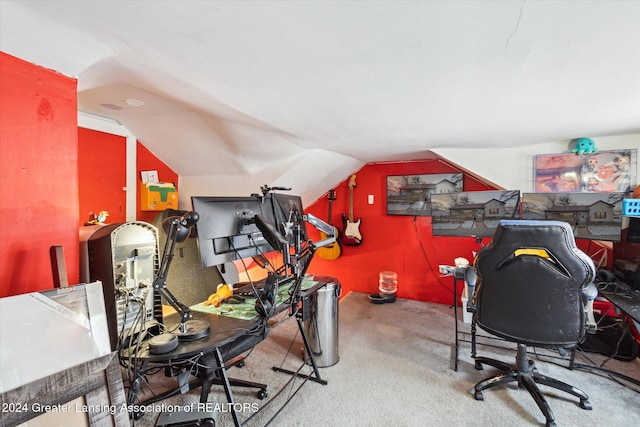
xmin=255 ymin=274 xmax=277 ymax=317
xmin=596 ymin=269 xmax=616 ymax=284
xmin=255 ymin=290 xmax=275 ymax=317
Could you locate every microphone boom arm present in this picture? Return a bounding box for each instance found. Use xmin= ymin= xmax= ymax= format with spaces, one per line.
xmin=304 ymin=212 xmax=337 ymax=248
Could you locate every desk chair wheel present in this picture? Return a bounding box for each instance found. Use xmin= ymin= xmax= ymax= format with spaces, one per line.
xmin=546 ymin=421 xmax=557 ymax=427
xmin=257 ymin=388 xmax=268 ymax=399
xmin=235 ymin=360 xmax=245 ymax=368
xmin=474 ymin=390 xmax=484 ymax=401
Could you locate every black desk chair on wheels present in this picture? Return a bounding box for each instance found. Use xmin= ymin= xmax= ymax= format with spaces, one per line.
xmin=471 ymin=220 xmax=598 ymax=427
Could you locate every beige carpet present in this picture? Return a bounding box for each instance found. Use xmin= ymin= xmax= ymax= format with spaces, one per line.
xmin=132 ymin=292 xmax=640 ymax=427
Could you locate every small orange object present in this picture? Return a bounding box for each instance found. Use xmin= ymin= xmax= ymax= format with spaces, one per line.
xmin=204 ymin=284 xmax=233 ymax=307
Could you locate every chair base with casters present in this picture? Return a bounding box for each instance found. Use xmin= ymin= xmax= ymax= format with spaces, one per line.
xmin=473 ymin=343 xmax=591 ymax=427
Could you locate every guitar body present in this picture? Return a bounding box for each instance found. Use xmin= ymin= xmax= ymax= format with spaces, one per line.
xmin=317 ymin=227 xmax=342 ymax=260
xmin=341 ymin=214 xmax=362 ymax=246
xmin=316 ymin=189 xmax=342 ymax=260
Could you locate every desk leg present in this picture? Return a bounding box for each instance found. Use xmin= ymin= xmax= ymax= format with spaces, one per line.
xmin=199 ymin=370 xmax=213 ymax=404
xmin=454 ymin=277 xmax=459 ymax=371
xmin=212 ymin=347 xmax=242 ymax=427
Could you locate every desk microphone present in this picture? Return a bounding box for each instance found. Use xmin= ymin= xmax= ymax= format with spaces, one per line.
xmin=463 ymin=266 xmax=477 ymax=311
xmin=464 ymin=266 xmax=476 ymax=287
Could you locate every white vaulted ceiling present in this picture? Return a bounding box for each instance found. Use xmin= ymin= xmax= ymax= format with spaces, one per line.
xmin=1 ymin=1 xmax=639 ymax=203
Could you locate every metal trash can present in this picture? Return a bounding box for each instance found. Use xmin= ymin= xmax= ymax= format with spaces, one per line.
xmin=304 ymin=282 xmax=341 ymax=367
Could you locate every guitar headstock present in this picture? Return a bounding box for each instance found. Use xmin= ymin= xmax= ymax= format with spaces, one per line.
xmin=348 ymin=174 xmax=357 ymax=189
xmin=327 ymin=189 xmax=337 ymax=201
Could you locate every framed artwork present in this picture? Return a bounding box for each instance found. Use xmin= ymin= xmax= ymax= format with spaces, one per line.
xmin=386 ymin=173 xmax=463 ymax=216
xmin=431 ymin=190 xmax=521 ymax=237
xmin=521 ymin=192 xmax=625 ymax=242
xmin=534 ymin=149 xmax=636 ymax=193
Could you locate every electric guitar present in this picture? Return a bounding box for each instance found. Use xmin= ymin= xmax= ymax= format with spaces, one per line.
xmin=316 ymin=190 xmax=341 ymax=260
xmin=341 ymin=174 xmax=362 ymax=246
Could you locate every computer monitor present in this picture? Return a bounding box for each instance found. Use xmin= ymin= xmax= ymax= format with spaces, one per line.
xmin=431 ymin=190 xmax=521 ymax=238
xmin=191 ymin=196 xmax=277 ymax=267
xmin=520 ymin=192 xmax=625 ymax=242
xmin=269 ymin=193 xmax=308 ymax=245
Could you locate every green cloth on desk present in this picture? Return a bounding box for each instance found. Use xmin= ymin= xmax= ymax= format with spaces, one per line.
xmin=191 ymin=278 xmax=320 ymax=321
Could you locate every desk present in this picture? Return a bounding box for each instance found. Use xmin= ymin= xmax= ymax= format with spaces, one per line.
xmin=122 ymin=277 xmax=333 ymax=426
xmin=121 ymin=311 xmax=266 ymax=426
xmin=569 ymin=281 xmax=640 ymax=387
xmin=598 ymin=283 xmax=640 ymax=324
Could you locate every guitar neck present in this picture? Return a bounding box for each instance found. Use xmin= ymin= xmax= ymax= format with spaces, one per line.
xmin=349 ymin=187 xmax=354 ymax=221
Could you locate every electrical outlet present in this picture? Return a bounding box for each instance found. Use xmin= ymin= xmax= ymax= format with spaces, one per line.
xmin=368 ymin=194 xmax=374 ymax=204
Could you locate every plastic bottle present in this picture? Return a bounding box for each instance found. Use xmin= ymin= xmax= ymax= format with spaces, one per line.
xmin=379 ymin=271 xmax=398 ymax=295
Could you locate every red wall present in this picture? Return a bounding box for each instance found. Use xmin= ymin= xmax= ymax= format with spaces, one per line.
xmin=78 ymin=129 xmax=179 ymax=225
xmin=1 ymin=53 xmax=179 ymax=298
xmin=0 ymin=52 xmax=79 ymax=297
xmin=305 ymin=159 xmax=495 ymax=305
xmin=78 ymin=128 xmax=127 ymax=224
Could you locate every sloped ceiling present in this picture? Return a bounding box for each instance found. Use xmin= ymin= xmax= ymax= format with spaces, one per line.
xmin=1 ymin=1 xmax=639 ymax=203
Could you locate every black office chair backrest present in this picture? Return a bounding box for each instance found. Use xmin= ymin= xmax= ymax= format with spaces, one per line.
xmin=474 ymin=220 xmax=595 ymax=347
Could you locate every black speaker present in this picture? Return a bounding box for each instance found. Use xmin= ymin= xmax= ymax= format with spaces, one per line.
xmin=596 ymin=269 xmax=616 ymax=284
xmin=627 ymin=217 xmax=640 ymax=243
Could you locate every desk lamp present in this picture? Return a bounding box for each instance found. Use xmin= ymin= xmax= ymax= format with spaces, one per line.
xmin=152 ymin=211 xmax=210 ymax=345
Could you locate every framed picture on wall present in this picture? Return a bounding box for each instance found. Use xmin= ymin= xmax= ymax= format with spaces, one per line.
xmin=431 ymin=190 xmax=521 ymax=237
xmin=534 ymin=149 xmax=637 ymax=193
xmin=386 ymin=173 xmax=463 ymax=216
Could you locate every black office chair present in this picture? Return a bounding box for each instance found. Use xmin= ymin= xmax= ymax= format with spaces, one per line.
xmin=471 ymin=220 xmax=597 ymax=427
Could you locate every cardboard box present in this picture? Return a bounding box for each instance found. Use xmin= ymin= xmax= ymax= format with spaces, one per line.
xmin=140 ymin=182 xmax=178 ymax=211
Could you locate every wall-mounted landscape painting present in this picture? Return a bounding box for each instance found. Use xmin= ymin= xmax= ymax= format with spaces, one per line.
xmin=521 ymin=192 xmax=625 ymax=242
xmin=431 ymin=190 xmax=521 ymax=237
xmin=386 ymin=173 xmax=463 ymax=216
